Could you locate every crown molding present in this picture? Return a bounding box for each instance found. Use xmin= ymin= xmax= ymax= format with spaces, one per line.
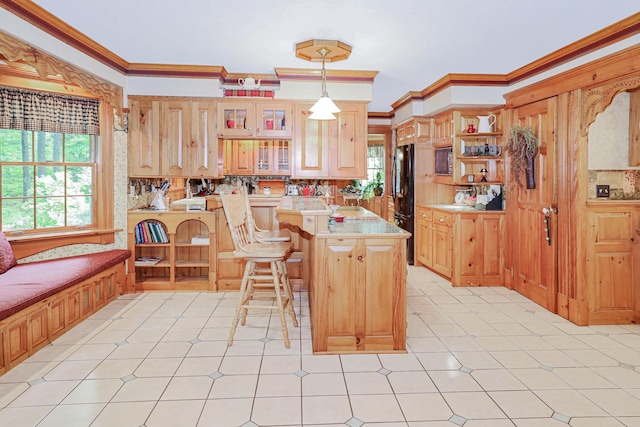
xmin=0 ymin=0 xmax=129 ymax=73
xmin=1 ymin=0 xmax=638 ymax=114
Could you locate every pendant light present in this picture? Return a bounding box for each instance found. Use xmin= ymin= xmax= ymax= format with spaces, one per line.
xmin=295 ymin=39 xmax=352 ymax=121
xmin=309 ymin=48 xmax=340 ymax=120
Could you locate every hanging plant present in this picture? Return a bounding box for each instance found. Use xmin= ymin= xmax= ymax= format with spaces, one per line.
xmin=505 ymin=125 xmax=539 ymax=189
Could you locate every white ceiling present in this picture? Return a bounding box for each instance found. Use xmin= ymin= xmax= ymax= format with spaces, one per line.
xmin=32 ymin=0 xmax=639 ymax=112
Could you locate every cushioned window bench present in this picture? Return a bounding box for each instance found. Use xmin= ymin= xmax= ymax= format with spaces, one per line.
xmin=0 ymin=247 xmax=130 ymax=376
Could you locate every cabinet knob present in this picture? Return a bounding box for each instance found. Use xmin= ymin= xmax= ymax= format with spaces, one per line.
xmin=357 ymin=255 xmax=363 ymax=261
xmin=421 ymin=213 xmax=426 ymax=218
xmin=439 ymin=218 xmax=444 ymax=222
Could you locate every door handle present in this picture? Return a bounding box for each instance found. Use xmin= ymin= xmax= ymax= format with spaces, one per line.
xmin=542 ymin=206 xmax=556 ymax=246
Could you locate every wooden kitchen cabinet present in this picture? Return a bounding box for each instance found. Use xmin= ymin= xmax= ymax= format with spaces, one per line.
xmin=416 ymin=205 xmax=505 ymax=285
xmin=396 ymin=117 xmax=432 ymax=146
xmin=129 ymin=99 xmax=161 ymax=177
xmin=432 ymin=210 xmax=453 ymax=278
xmin=586 ymin=207 xmax=640 ymax=324
xmin=255 ymin=140 xmax=291 ymax=175
xmin=432 ymin=111 xmax=454 ymax=146
xmin=217 ymin=101 xmax=293 ymax=139
xmin=415 ymin=207 xmax=433 ymax=268
xmin=312 ymin=236 xmax=406 ymax=353
xmin=222 ymin=139 xmax=292 ymax=175
xmin=293 ymin=101 xmax=367 ymax=179
xmin=453 ymin=212 xmax=504 ymax=286
xmin=414 ymin=206 xmax=453 ymax=277
xmin=129 ymin=96 xmax=220 ymax=178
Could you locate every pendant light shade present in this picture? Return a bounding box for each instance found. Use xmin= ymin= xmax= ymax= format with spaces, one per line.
xmin=309 ymin=48 xmax=340 ymax=120
xmin=295 ymin=40 xmax=352 ymax=121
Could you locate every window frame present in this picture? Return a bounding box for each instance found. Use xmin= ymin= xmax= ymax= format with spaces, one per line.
xmin=4 ymin=100 xmax=116 ymax=259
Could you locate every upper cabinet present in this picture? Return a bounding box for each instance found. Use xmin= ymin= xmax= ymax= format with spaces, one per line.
xmin=432 ymin=111 xmax=454 ymax=147
xmin=129 ymin=97 xmax=220 ymax=178
xmin=293 ymin=101 xmax=367 ymax=179
xmin=396 ymin=117 xmax=432 ymax=146
xmin=223 ymin=139 xmax=291 ymax=175
xmin=129 ymin=99 xmax=161 ymax=177
xmin=217 ymin=101 xmax=293 ymax=139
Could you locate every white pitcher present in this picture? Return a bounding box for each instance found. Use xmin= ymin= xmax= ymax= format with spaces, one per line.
xmin=477 ymin=114 xmax=496 ymax=133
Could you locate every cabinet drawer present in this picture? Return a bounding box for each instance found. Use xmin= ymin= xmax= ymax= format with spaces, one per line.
xmin=416 ymin=208 xmax=432 ymax=222
xmin=432 ymin=211 xmax=452 ymax=226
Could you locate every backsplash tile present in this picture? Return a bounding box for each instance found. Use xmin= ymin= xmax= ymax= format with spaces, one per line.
xmin=589 ymin=169 xmax=640 ymax=200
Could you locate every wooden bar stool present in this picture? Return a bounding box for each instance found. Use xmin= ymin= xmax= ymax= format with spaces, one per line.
xmin=240 ymin=187 xmax=295 ymax=300
xmin=219 ymin=191 xmax=298 ymax=348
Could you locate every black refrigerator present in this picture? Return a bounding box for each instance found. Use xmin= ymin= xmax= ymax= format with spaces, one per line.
xmin=392 ymin=143 xmax=415 ymax=265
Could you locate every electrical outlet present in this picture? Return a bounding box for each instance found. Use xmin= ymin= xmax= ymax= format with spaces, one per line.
xmin=596 ymin=184 xmax=610 ymax=198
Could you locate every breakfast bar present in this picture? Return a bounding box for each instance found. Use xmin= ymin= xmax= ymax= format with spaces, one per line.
xmin=276 ymin=196 xmax=411 ymax=354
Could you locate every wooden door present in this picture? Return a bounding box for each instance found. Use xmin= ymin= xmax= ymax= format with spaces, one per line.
xmin=187 ymin=102 xmax=218 ymax=177
xmin=128 ymin=99 xmax=160 ymax=177
xmin=293 ymin=104 xmax=330 ymax=178
xmin=330 ymin=103 xmax=366 ymax=178
xmin=506 ymin=98 xmax=558 ymax=311
xmin=161 ymin=101 xmax=190 ymax=177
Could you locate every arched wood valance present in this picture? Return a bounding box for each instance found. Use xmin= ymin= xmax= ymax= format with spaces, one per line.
xmin=0 ymin=30 xmax=123 ymax=117
xmin=582 ymin=75 xmax=640 ymax=136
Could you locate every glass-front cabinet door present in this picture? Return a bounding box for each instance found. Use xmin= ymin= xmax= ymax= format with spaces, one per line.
xmin=255 ymin=103 xmax=292 ymax=138
xmin=254 ymin=140 xmax=291 ymax=174
xmin=217 ymin=102 xmax=254 ymax=137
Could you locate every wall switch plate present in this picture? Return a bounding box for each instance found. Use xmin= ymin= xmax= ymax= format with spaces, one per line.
xmin=596 ymin=184 xmax=610 ymax=198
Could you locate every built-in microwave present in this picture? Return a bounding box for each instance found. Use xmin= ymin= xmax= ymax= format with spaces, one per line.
xmin=434 ymin=147 xmax=453 ymax=175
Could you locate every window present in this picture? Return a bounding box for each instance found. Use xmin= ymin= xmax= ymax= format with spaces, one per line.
xmin=366 ymin=144 xmax=385 ymax=183
xmin=0 ymin=86 xmax=110 ymax=240
xmin=0 ymin=130 xmax=97 ymax=232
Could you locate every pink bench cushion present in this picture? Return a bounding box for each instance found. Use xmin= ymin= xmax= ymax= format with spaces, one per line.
xmin=0 ymin=249 xmax=130 ymax=322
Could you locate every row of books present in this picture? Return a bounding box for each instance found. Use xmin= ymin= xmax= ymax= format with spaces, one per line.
xmin=135 ymin=220 xmax=169 ymax=244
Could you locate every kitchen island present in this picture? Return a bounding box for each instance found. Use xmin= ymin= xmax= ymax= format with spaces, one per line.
xmin=276 ymin=197 xmax=411 ymax=354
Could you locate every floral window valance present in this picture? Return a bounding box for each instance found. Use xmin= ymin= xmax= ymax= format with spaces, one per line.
xmin=0 ymin=86 xmax=100 ymax=135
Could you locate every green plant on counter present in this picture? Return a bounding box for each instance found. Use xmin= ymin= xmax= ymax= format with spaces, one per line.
xmin=362 ymin=171 xmax=384 ymax=201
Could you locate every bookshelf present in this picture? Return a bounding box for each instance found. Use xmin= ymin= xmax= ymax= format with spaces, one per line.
xmin=127 ymin=211 xmax=217 ymax=292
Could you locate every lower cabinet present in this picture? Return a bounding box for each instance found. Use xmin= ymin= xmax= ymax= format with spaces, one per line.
xmin=415 ymin=207 xmax=453 ymax=278
xmin=415 ymin=205 xmax=504 ymax=286
xmin=127 ymin=211 xmax=217 ymax=291
xmin=310 ymin=237 xmax=407 ymax=353
xmin=585 ymin=207 xmax=640 ymax=324
xmin=452 ymin=212 xmax=504 ymax=286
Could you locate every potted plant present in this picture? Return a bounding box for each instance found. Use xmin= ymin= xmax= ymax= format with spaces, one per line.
xmin=505 ymin=125 xmax=539 ymax=189
xmin=372 ymin=171 xmax=384 ymax=196
xmin=362 ymin=172 xmax=384 ymax=201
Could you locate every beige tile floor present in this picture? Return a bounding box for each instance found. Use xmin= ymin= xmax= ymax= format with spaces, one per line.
xmin=1 ymin=266 xmax=640 ymax=426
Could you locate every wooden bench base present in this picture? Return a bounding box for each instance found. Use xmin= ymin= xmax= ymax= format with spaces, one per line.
xmin=0 ymin=261 xmax=126 ymax=376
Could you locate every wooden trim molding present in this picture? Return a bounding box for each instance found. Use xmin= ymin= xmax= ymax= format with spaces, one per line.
xmin=275 ymin=68 xmax=378 ymax=83
xmin=128 ymin=63 xmax=226 ymax=79
xmin=0 ymin=0 xmax=129 ymax=73
xmin=582 ymin=75 xmax=640 ymax=136
xmin=0 ymin=30 xmax=123 ymax=116
xmin=7 ymin=229 xmax=120 ymax=260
